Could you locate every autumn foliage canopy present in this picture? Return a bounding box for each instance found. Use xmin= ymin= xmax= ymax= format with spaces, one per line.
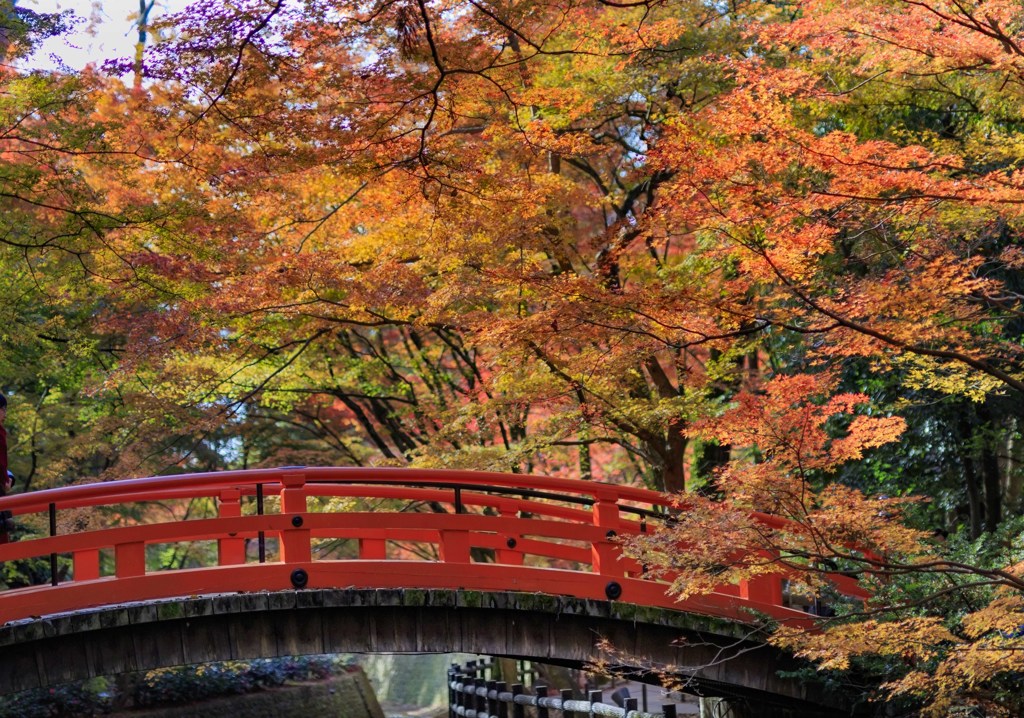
xmin=2 ymin=0 xmax=1024 ymax=713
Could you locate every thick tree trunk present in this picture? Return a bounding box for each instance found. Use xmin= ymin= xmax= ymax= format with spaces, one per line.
xmin=642 ymin=356 xmax=687 ymax=493
xmin=980 ymin=447 xmax=1003 ymax=533
xmin=957 ymin=409 xmax=984 ymax=540
xmin=1004 ymin=417 xmax=1024 ymax=512
xmin=659 ymin=418 xmax=688 ymax=493
xmin=134 ymin=1 xmax=156 ymax=91
xmin=976 ymin=404 xmax=1003 ymax=532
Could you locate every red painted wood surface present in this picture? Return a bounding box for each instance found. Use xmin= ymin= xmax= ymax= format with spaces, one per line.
xmin=0 ymin=468 xmax=865 ymax=628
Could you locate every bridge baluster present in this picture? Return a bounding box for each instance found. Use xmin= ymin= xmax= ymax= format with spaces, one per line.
xmin=279 ymin=471 xmax=311 ymax=564
xmin=440 ymin=529 xmax=472 ymax=563
xmin=591 ymin=493 xmax=624 ymax=578
xmin=359 ymin=537 xmax=387 ymax=559
xmin=73 ymin=549 xmax=100 ymax=582
xmin=496 ymin=499 xmax=523 ymax=566
xmin=115 ymin=542 xmax=146 ymax=578
xmin=217 ymin=488 xmax=246 ymax=566
xmin=739 ymin=574 xmax=783 ymax=606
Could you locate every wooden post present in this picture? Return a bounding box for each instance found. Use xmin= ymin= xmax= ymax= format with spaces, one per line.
xmin=218 ymin=488 xmax=245 ymax=565
xmin=497 ymin=500 xmax=523 ymax=565
xmin=588 ymin=690 xmax=602 ymax=718
xmin=488 ymin=680 xmax=499 ymax=718
xmin=73 ymin=549 xmax=100 ymax=581
xmin=440 ymin=530 xmax=472 ymax=563
xmin=739 ymin=575 xmax=783 ymax=605
xmin=115 ymin=542 xmax=146 ymax=578
xmin=457 ymin=674 xmax=468 ymax=715
xmin=512 ymin=684 xmax=525 ymax=718
xmin=497 ymin=681 xmax=509 ymax=718
xmin=359 ymin=538 xmax=387 ymax=559
xmin=561 ymin=688 xmax=574 ymax=718
xmin=591 ymin=493 xmax=623 ymax=577
xmin=279 ymin=471 xmax=310 ymax=563
xmin=476 ymin=677 xmax=487 ymax=717
xmin=536 ymin=685 xmax=549 ymax=718
xmin=448 ymin=666 xmax=457 ymax=718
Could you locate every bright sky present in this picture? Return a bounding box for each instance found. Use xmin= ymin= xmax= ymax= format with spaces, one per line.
xmin=22 ymin=0 xmax=187 ymax=72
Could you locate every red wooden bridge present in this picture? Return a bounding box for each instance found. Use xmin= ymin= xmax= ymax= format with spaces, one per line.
xmin=0 ymin=467 xmax=863 ymax=627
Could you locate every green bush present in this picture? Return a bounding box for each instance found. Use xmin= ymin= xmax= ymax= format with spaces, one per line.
xmin=0 ymin=678 xmax=113 ymax=718
xmin=135 ymin=656 xmax=339 ymax=707
xmin=0 ymin=656 xmax=342 ymax=717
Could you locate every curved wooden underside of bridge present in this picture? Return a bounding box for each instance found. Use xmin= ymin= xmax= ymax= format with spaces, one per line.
xmin=0 ymin=588 xmax=846 ymax=715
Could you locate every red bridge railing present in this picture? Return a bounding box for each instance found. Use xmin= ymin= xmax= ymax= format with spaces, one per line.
xmin=0 ymin=468 xmax=865 ymax=628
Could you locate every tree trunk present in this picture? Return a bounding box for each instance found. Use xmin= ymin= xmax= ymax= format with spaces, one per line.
xmin=979 ymin=441 xmax=1003 ymax=533
xmin=1003 ymin=417 xmax=1024 ymax=513
xmin=659 ymin=418 xmax=687 ymax=493
xmin=134 ymin=1 xmax=156 ymax=91
xmin=957 ymin=409 xmax=983 ymax=540
xmin=642 ymin=356 xmax=687 ymax=493
xmin=976 ymin=404 xmax=1003 ymax=532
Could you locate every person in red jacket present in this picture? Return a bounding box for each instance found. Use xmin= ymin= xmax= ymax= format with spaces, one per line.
xmin=0 ymin=393 xmax=11 ymax=544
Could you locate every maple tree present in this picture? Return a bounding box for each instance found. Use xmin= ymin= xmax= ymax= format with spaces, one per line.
xmin=48 ymin=0 xmax=761 ymax=489
xmin=620 ymin=0 xmax=1024 ymax=712
xmin=1 ymin=0 xmax=1024 ymax=713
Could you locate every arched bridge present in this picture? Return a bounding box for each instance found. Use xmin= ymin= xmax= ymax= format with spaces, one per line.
xmin=0 ymin=468 xmax=865 ymax=713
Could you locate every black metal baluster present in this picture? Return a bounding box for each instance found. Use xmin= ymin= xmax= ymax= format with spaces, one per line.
xmin=49 ymin=502 xmax=58 ymax=586
xmin=256 ymin=483 xmax=265 ymax=563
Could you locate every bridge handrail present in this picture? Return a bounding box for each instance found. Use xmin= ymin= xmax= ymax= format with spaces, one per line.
xmin=0 ymin=483 xmax=648 ymax=527
xmin=0 ymin=467 xmax=671 ymax=511
xmin=0 ymin=466 xmax=791 ymax=529
xmin=0 ymin=467 xmax=866 ymax=628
